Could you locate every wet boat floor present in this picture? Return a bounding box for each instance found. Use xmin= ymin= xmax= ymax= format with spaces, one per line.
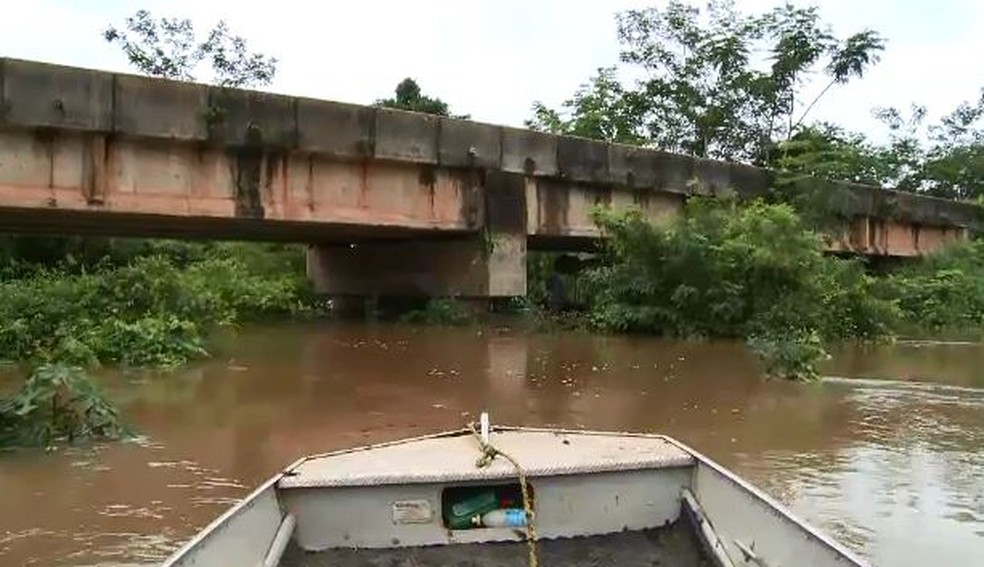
xmin=280 ymin=522 xmax=710 ymax=567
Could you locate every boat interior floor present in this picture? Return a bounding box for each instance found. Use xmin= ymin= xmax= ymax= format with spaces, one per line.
xmin=279 ymin=521 xmax=711 ymax=567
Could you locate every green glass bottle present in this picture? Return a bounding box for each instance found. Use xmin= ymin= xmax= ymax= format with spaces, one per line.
xmin=446 ymin=490 xmax=499 ymax=529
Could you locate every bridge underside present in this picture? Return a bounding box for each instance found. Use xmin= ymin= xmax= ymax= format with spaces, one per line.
xmin=0 ymin=206 xmax=475 ymax=243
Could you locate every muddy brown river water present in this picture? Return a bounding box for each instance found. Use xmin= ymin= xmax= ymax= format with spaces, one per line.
xmin=1 ymin=322 xmax=982 ymax=566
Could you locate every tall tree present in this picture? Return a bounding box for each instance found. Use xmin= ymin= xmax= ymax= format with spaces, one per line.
xmin=530 ymin=0 xmax=884 ymax=163
xmin=772 ymin=86 xmax=984 ymax=201
xmin=876 ymin=87 xmax=984 ymax=200
xmin=375 ymin=78 xmax=469 ymax=118
xmin=104 ymin=10 xmax=277 ymax=87
xmin=527 ymin=67 xmax=646 ymax=145
xmin=772 ymin=123 xmax=891 ymax=186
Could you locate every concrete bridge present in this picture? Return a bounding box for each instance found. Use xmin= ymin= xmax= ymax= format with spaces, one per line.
xmin=0 ymin=58 xmax=980 ymax=298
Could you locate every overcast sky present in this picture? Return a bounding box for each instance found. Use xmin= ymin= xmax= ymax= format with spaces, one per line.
xmin=2 ymin=0 xmax=981 ymax=140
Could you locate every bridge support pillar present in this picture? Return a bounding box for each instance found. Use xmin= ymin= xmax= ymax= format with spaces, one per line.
xmin=306 ymin=234 xmax=527 ymax=300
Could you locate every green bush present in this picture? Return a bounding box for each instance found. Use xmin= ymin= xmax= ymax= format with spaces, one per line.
xmin=582 ymin=197 xmax=898 ymax=343
xmin=88 ymin=317 xmax=207 ymax=368
xmin=0 ymin=252 xmax=311 ymax=370
xmin=578 ymin=197 xmax=902 ymax=380
xmin=879 ymin=240 xmax=984 ymax=333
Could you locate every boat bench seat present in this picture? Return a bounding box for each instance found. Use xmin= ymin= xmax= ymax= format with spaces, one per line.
xmin=278 ymin=429 xmax=695 ymax=489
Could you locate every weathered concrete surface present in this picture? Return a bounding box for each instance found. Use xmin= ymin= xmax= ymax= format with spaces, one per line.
xmin=306 ymin=235 xmax=525 ymax=298
xmin=1 ymin=57 xmax=982 ymax=298
xmin=296 ymin=98 xmax=374 ymax=159
xmin=114 ymin=74 xmax=208 ymax=140
xmin=439 ymin=118 xmax=501 ymax=169
xmin=502 ymin=127 xmax=557 ymax=176
xmin=2 ymin=58 xmax=113 ymax=131
xmin=374 ymin=107 xmax=438 ymax=164
xmin=0 ymin=130 xmax=479 ymax=235
xmin=827 ymin=217 xmax=969 ymax=257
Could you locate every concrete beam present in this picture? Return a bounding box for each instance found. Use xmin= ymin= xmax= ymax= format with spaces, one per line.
xmin=729 ymin=163 xmax=773 ymax=199
xmin=526 ymin=176 xmax=684 ymax=241
xmin=114 ymin=73 xmax=208 ymax=140
xmin=688 ymin=160 xmax=771 ymax=199
xmin=826 ymin=216 xmax=970 ymax=257
xmin=502 ymin=127 xmax=558 ymax=176
xmin=2 ymin=58 xmax=112 ymax=131
xmin=207 ymin=87 xmax=296 ymax=148
xmin=439 ymin=118 xmax=501 ymax=169
xmin=485 ymin=171 xmax=527 ymax=233
xmin=609 ymin=143 xmax=655 ymax=189
xmin=558 ymin=136 xmax=609 ymax=183
xmin=651 ymin=151 xmax=696 ymax=195
xmin=296 ymin=98 xmax=374 ymax=159
xmin=374 ymin=107 xmax=438 ymax=163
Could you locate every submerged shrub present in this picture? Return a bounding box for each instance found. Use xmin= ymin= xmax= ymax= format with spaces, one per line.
xmin=578 ymin=197 xmax=901 ymax=380
xmin=400 ymin=298 xmax=476 ymax=326
xmin=0 ymin=364 xmax=130 ymax=449
xmin=583 ymin=197 xmax=898 ymax=342
xmin=747 ymin=329 xmax=830 ymax=382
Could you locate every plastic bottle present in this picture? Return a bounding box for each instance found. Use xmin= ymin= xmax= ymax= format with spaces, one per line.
xmin=481 ymin=508 xmax=527 ymax=528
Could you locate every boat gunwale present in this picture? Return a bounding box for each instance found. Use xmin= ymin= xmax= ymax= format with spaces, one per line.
xmin=159 ymin=455 xmax=305 ymax=567
xmin=659 ymin=434 xmax=872 ymax=567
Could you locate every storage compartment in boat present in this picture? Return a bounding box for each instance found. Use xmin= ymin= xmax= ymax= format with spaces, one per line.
xmin=441 ymin=482 xmax=535 ymax=530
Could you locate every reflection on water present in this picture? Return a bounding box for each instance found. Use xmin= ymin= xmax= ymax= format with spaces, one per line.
xmin=737 ymin=378 xmax=984 ymax=566
xmin=1 ymin=322 xmax=982 ymax=566
xmin=825 ymin=340 xmax=984 ymax=388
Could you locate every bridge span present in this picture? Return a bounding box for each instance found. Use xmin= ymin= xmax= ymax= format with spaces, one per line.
xmin=0 ymin=58 xmax=979 ymax=298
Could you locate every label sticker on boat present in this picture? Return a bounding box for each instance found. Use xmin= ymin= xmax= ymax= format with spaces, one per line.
xmin=392 ymin=500 xmax=433 ymax=524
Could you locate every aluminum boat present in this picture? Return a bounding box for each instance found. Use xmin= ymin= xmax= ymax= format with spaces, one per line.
xmin=161 ymin=418 xmax=868 ymax=567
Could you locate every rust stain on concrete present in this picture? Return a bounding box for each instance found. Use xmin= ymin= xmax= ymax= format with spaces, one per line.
xmin=305 ymin=156 xmax=315 ymax=212
xmin=453 ymin=168 xmax=482 ymax=230
xmin=359 ymin=161 xmax=370 ymax=209
xmin=826 ymin=217 xmax=967 ymax=257
xmin=537 ymin=179 xmax=570 ymax=235
xmin=280 ymin=151 xmax=290 ymax=211
xmin=232 ymin=124 xmax=265 ymax=219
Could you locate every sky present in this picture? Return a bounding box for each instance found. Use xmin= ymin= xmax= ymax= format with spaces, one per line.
xmin=1 ymin=0 xmax=982 ymax=140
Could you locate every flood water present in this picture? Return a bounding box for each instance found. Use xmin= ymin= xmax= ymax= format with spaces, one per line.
xmin=1 ymin=322 xmax=982 ymax=566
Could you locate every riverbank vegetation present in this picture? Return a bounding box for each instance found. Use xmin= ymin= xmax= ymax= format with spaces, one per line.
xmin=0 ymin=240 xmax=318 ymax=449
xmin=880 ymin=240 xmax=984 ymax=338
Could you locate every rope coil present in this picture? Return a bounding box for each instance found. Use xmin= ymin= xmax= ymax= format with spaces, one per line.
xmin=468 ymin=422 xmax=540 ymax=567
